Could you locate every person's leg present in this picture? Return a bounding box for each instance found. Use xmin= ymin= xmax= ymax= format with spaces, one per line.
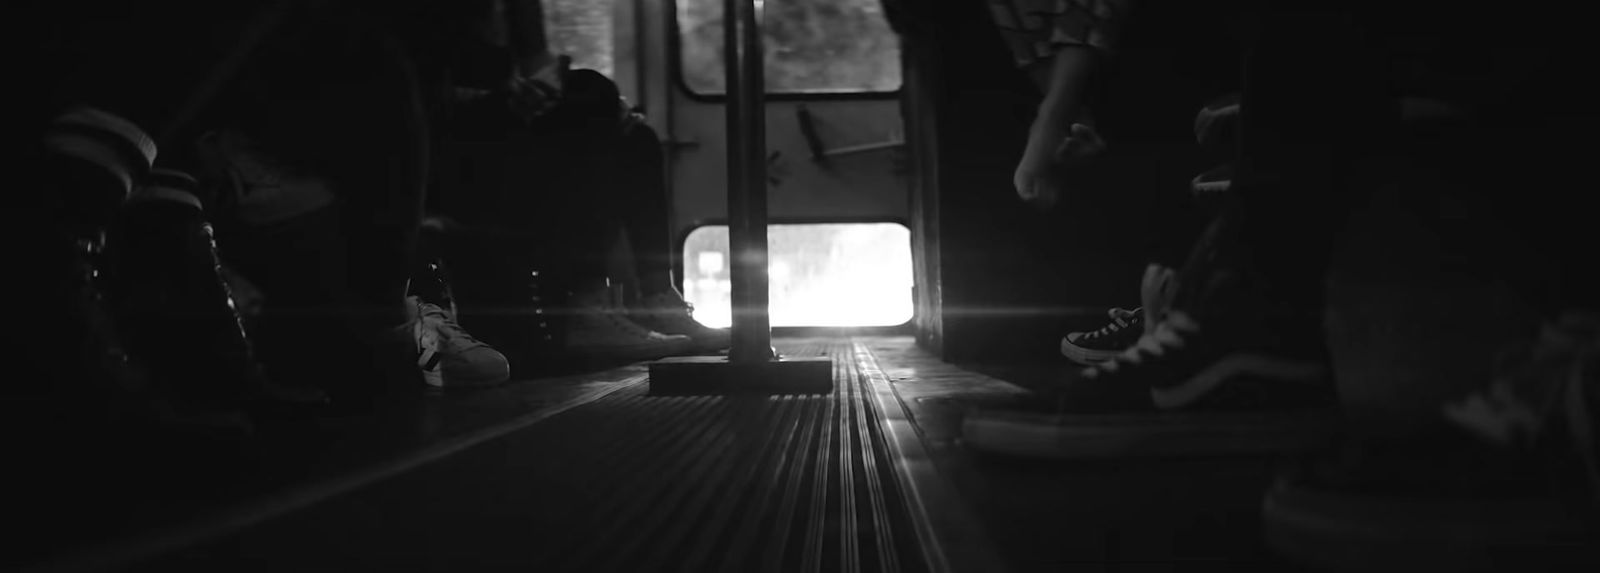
xmin=614 ymin=121 xmax=732 ymax=351
xmin=1055 ymin=9 xmax=1397 ymax=412
xmin=1225 ymin=9 xmax=1398 ymax=316
xmin=616 ymin=123 xmax=677 ymax=297
xmin=201 ymin=5 xmax=429 ymax=407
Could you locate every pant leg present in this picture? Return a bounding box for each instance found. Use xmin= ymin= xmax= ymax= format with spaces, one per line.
xmin=1232 ymin=9 xmax=1399 ymax=312
xmin=617 ymin=123 xmax=678 ymax=295
xmin=200 ymin=5 xmax=428 ymax=403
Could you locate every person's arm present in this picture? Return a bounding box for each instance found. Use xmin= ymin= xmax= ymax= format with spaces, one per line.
xmin=501 ymin=0 xmax=567 ymax=121
xmin=1014 ymin=45 xmax=1101 ymax=208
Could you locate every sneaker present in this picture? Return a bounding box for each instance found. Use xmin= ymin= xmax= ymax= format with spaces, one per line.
xmin=1191 ymin=163 xmax=1233 ymax=197
xmin=106 ymin=169 xmax=274 ymax=409
xmin=410 ymin=296 xmax=511 ymax=390
xmin=963 ymin=216 xmax=1338 ymax=459
xmin=1443 ymin=310 xmax=1599 ymax=500
xmin=565 ymin=288 xmax=693 ymax=361
xmin=1060 ymin=307 xmax=1143 ymax=365
xmin=1194 ymin=92 xmax=1240 ymax=150
xmin=1083 ymin=310 xmax=1331 ymax=411
xmin=1261 ymin=316 xmax=1599 ymax=571
xmin=965 ymin=309 xmax=1338 ymax=459
xmin=630 ymin=291 xmax=731 ymax=352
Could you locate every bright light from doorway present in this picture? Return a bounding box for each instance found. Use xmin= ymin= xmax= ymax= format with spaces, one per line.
xmin=682 ymin=223 xmax=913 ymax=328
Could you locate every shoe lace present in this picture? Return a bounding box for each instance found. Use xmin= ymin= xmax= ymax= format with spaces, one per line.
xmin=1085 ymin=311 xmax=1200 ymax=378
xmin=1079 ymin=307 xmax=1141 ymax=342
xmin=418 ymin=302 xmax=488 ymax=348
xmin=1444 ymin=311 xmax=1600 ymax=499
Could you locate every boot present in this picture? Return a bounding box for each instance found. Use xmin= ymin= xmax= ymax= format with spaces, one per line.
xmin=17 ymin=107 xmax=162 ymax=424
xmin=105 ymin=168 xmax=325 ymax=419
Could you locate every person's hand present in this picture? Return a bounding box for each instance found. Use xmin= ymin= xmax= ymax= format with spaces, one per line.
xmin=1014 ymin=150 xmax=1063 ymax=211
xmin=507 ymin=53 xmax=571 ymax=122
xmin=1014 ymin=123 xmax=1105 ymax=211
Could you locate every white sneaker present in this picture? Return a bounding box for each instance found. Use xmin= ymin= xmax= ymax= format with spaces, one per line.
xmin=409 ymin=296 xmax=511 ymax=390
xmin=566 ymin=289 xmax=694 ymax=361
xmin=630 ymin=291 xmax=731 ymax=352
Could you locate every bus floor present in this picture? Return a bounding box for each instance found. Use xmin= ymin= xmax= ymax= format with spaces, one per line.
xmin=21 ymin=337 xmax=1310 ymax=573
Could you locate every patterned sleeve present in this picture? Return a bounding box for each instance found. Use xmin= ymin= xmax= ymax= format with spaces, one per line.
xmin=987 ymin=0 xmax=1136 ymax=69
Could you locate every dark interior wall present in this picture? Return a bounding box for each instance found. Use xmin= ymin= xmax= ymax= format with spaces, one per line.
xmin=899 ymin=1 xmax=1246 ymax=364
xmin=892 ymin=0 xmax=944 ymax=356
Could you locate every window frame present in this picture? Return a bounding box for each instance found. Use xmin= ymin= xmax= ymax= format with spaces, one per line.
xmin=675 ymin=216 xmax=916 ymax=331
xmin=667 ymin=0 xmax=905 ymax=102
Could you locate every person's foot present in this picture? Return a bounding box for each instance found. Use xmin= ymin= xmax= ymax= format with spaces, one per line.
xmin=1262 ymin=314 xmax=1600 ymax=572
xmin=965 ymin=307 xmax=1337 ymax=459
xmin=107 ymin=169 xmax=278 ymax=408
xmin=1194 ymin=92 xmax=1240 ymax=150
xmin=963 ymin=216 xmax=1338 ymax=458
xmin=410 ymin=297 xmax=511 ymax=390
xmin=630 ymin=291 xmax=731 ymax=353
xmin=1060 ymin=307 xmax=1143 ymax=365
xmin=1191 ymin=163 xmax=1233 ymax=197
xmin=1078 ymin=310 xmax=1331 ymax=411
xmin=565 ymin=288 xmax=694 ymax=361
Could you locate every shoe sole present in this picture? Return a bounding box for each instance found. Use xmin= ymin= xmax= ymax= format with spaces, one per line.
xmin=1261 ymin=477 xmax=1595 ymax=573
xmin=1149 ymin=354 xmax=1329 ymax=410
xmin=962 ymin=408 xmax=1340 ymax=459
xmin=1059 ymin=337 xmax=1121 ymax=365
xmin=438 ymin=370 xmax=512 ymax=389
xmin=1190 ymin=177 xmax=1231 ymax=196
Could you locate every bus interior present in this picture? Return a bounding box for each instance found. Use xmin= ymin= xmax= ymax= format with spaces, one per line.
xmin=11 ymin=1 xmax=1598 ymax=572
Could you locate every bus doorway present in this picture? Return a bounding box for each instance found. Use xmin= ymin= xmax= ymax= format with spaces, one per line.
xmin=629 ymin=0 xmax=913 ymax=330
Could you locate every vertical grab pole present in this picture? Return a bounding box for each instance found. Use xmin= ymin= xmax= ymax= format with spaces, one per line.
xmin=726 ymin=0 xmax=773 ymax=363
xmin=650 ymin=0 xmax=825 ymax=396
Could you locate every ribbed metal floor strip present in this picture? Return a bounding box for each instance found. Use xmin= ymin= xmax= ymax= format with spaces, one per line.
xmin=120 ymin=339 xmax=934 ymax=572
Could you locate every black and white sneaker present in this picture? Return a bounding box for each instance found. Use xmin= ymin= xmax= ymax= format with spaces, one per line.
xmin=1060 ymin=307 xmax=1144 ymax=365
xmin=1086 ymin=310 xmax=1330 ymax=410
xmin=1194 ymin=92 xmax=1241 ymax=150
xmin=964 ymin=310 xmax=1337 ymax=459
xmin=1265 ymin=312 xmax=1600 ymax=572
xmin=1191 ymin=163 xmax=1233 ymax=197
xmin=963 ymin=212 xmax=1339 ymax=459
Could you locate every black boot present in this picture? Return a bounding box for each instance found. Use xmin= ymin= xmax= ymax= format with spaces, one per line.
xmin=105 ymin=169 xmax=326 ymax=423
xmin=16 ymin=108 xmax=163 ymax=427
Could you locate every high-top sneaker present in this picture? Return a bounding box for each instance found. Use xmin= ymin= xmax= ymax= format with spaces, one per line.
xmin=1191 ymin=163 xmax=1233 ymax=197
xmin=1260 ymin=311 xmax=1600 ymax=573
xmin=630 ymin=290 xmax=731 ymax=353
xmin=1060 ymin=307 xmax=1143 ymax=365
xmin=565 ymin=287 xmax=693 ymax=362
xmin=1194 ymin=92 xmax=1241 ymax=151
xmin=106 ymin=168 xmax=323 ymax=418
xmin=1060 ymin=263 xmax=1178 ymax=365
xmin=963 ymin=216 xmax=1339 ymax=458
xmin=408 ymin=296 xmax=511 ymax=391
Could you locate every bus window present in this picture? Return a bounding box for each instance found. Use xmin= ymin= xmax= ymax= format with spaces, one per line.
xmin=676 ymin=0 xmax=902 ymax=95
xmin=682 ymin=222 xmax=913 ymax=328
xmin=543 ymin=0 xmax=615 ymax=78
